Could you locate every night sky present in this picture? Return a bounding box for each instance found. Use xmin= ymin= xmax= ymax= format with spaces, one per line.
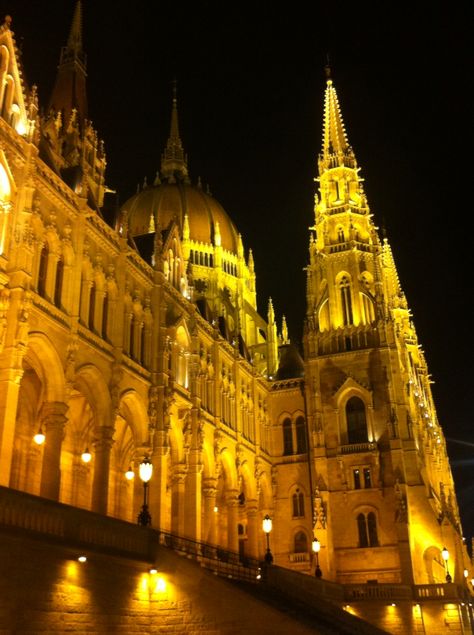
xmin=8 ymin=3 xmax=473 ymax=538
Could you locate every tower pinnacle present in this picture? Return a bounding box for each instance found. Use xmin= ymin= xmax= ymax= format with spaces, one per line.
xmin=161 ymin=81 xmax=189 ymax=182
xmin=49 ymin=1 xmax=87 ymax=124
xmin=320 ymin=75 xmax=356 ymax=170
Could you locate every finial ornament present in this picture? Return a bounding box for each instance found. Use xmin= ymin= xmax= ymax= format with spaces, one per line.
xmin=3 ymin=15 xmax=12 ymax=29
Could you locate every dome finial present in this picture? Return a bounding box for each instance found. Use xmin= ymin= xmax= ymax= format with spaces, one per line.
xmin=161 ymin=79 xmax=189 ymax=182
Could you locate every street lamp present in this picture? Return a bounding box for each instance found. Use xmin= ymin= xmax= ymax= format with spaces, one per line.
xmin=312 ymin=536 xmax=322 ymax=578
xmin=441 ymin=546 xmax=452 ymax=583
xmin=137 ymin=456 xmax=153 ymax=526
xmin=262 ymin=514 xmax=273 ymax=564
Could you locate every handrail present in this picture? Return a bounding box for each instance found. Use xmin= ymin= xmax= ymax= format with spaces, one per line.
xmin=155 ymin=529 xmax=261 ymax=583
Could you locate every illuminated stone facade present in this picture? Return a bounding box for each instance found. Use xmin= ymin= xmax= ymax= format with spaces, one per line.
xmin=0 ymin=4 xmax=471 ymax=621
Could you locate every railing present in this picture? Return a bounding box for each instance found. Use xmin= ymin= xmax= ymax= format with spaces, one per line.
xmin=0 ymin=486 xmax=261 ymax=584
xmin=414 ymin=583 xmax=467 ymax=601
xmin=0 ymin=486 xmax=152 ymax=560
xmin=289 ymin=552 xmax=310 ymax=563
xmin=339 ymin=441 xmax=378 ymax=455
xmin=344 ymin=583 xmax=412 ymax=601
xmin=156 ymin=530 xmax=261 ymax=583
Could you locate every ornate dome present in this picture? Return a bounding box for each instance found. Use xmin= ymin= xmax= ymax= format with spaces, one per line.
xmin=123 ymin=181 xmax=239 ymax=254
xmin=121 ymin=87 xmax=239 ymax=254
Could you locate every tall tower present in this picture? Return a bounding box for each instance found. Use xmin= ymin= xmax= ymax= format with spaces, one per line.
xmin=304 ymin=72 xmax=466 ymax=585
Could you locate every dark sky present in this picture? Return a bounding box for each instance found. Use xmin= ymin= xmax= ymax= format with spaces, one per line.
xmin=8 ymin=3 xmax=473 ymax=538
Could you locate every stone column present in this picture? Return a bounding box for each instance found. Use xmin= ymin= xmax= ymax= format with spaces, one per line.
xmin=149 ymin=431 xmax=169 ymax=530
xmin=39 ymin=401 xmax=68 ymax=500
xmin=246 ymin=499 xmax=259 ymax=558
xmin=0 ymin=366 xmax=22 ymax=486
xmin=91 ymin=425 xmax=114 ymax=514
xmin=226 ymin=489 xmax=240 ymax=553
xmin=171 ymin=463 xmax=187 ymax=537
xmin=184 ymin=449 xmax=202 ymax=541
xmin=202 ymin=477 xmax=218 ymax=544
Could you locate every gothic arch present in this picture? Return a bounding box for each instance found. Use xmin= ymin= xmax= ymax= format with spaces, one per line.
xmin=333 ymin=378 xmax=374 ymax=445
xmin=25 ymin=332 xmax=66 ymax=402
xmin=73 ymin=364 xmax=112 ymax=428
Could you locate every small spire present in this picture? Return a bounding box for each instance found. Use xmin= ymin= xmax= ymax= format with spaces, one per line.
xmin=321 ymin=72 xmax=356 ymax=169
xmin=66 ymin=1 xmax=84 ymax=60
xmin=49 ymin=1 xmax=88 ymax=124
xmin=183 ymin=213 xmax=190 ymax=241
xmin=153 ymin=171 xmax=161 ymax=186
xmin=248 ymin=249 xmax=255 ymax=272
xmin=161 ymin=80 xmax=189 ymax=182
xmin=281 ymin=316 xmax=289 ymax=344
xmin=214 ymin=221 xmax=221 ymax=247
xmin=267 ymin=297 xmax=275 ymax=323
xmin=237 ymin=234 xmax=244 ymax=257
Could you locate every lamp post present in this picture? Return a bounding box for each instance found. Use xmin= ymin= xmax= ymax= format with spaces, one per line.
xmin=262 ymin=514 xmax=273 ymax=564
xmin=312 ymin=536 xmax=322 ymax=578
xmin=138 ymin=456 xmax=153 ymax=526
xmin=441 ymin=546 xmax=452 ymax=583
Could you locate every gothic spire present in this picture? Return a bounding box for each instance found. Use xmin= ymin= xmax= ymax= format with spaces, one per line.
xmin=49 ymin=1 xmax=88 ymax=125
xmin=65 ymin=1 xmax=84 ymax=62
xmin=320 ymin=70 xmax=356 ymax=171
xmin=160 ymin=81 xmax=189 ymax=182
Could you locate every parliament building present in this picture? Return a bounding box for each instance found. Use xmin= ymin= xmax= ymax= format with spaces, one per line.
xmin=0 ymin=5 xmax=472 ymax=634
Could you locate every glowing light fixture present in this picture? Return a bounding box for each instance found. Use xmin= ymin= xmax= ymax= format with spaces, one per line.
xmin=78 ymin=555 xmax=87 ymax=563
xmin=81 ymin=448 xmax=92 ymax=463
xmin=149 ymin=567 xmax=157 ymax=575
xmin=138 ymin=456 xmax=153 ymax=526
xmin=33 ymin=426 xmax=45 ymax=445
xmin=213 ymin=505 xmax=218 ymax=513
xmin=312 ymin=537 xmax=322 ymax=578
xmin=125 ymin=466 xmax=135 ymax=481
xmin=262 ymin=514 xmax=273 ymax=564
xmin=441 ymin=547 xmax=452 ymax=583
xmin=464 ymin=569 xmax=469 ymax=578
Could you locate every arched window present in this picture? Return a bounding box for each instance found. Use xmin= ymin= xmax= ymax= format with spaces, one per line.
xmin=54 ymin=257 xmax=64 ymax=308
xmin=357 ymin=512 xmax=379 ymax=548
xmin=294 ymin=531 xmax=308 ymax=553
xmin=346 ymin=397 xmax=368 ymax=444
xmin=339 ymin=275 xmax=353 ymax=326
xmin=337 ymin=227 xmax=345 ymax=242
xmin=37 ymin=243 xmax=49 ymax=297
xmin=357 ymin=513 xmax=368 ymax=547
xmin=129 ymin=316 xmax=135 ymax=359
xmin=88 ymin=282 xmax=96 ymax=331
xmin=367 ymin=512 xmax=379 ymax=546
xmin=283 ymin=418 xmax=293 ymax=455
xmin=102 ymin=293 xmax=108 ymax=339
xmin=295 ymin=416 xmax=307 ymax=453
xmin=292 ymin=490 xmax=305 ymax=518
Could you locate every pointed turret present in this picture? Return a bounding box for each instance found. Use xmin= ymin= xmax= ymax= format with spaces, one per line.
xmin=319 ymin=67 xmax=356 ymax=172
xmin=161 ymin=82 xmax=189 ymax=183
xmin=267 ymin=298 xmax=278 ymax=379
xmin=49 ymin=1 xmax=88 ymax=126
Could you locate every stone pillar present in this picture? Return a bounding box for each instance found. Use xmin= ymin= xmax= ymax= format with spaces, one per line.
xmin=91 ymin=425 xmax=114 ymax=514
xmin=184 ymin=449 xmax=202 ymax=541
xmin=171 ymin=463 xmax=187 ymax=536
xmin=39 ymin=401 xmax=68 ymax=500
xmin=226 ymin=489 xmax=240 ymax=553
xmin=202 ymin=477 xmax=218 ymax=544
xmin=246 ymin=500 xmax=259 ymax=558
xmin=149 ymin=431 xmax=169 ymax=530
xmin=0 ymin=366 xmax=22 ymax=486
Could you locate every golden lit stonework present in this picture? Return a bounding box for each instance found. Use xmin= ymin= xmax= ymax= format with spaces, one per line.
xmin=0 ymin=7 xmax=471 ymax=635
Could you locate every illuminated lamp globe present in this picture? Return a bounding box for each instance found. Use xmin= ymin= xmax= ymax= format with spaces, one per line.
xmin=139 ymin=456 xmax=153 ymax=483
xmin=262 ymin=515 xmax=272 ymax=534
xmin=125 ymin=466 xmax=135 ymax=481
xmin=33 ymin=428 xmax=46 ymax=445
xmin=81 ymin=448 xmax=92 ymax=463
xmin=441 ymin=547 xmax=449 ymax=562
xmin=312 ymin=537 xmax=321 ymax=553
